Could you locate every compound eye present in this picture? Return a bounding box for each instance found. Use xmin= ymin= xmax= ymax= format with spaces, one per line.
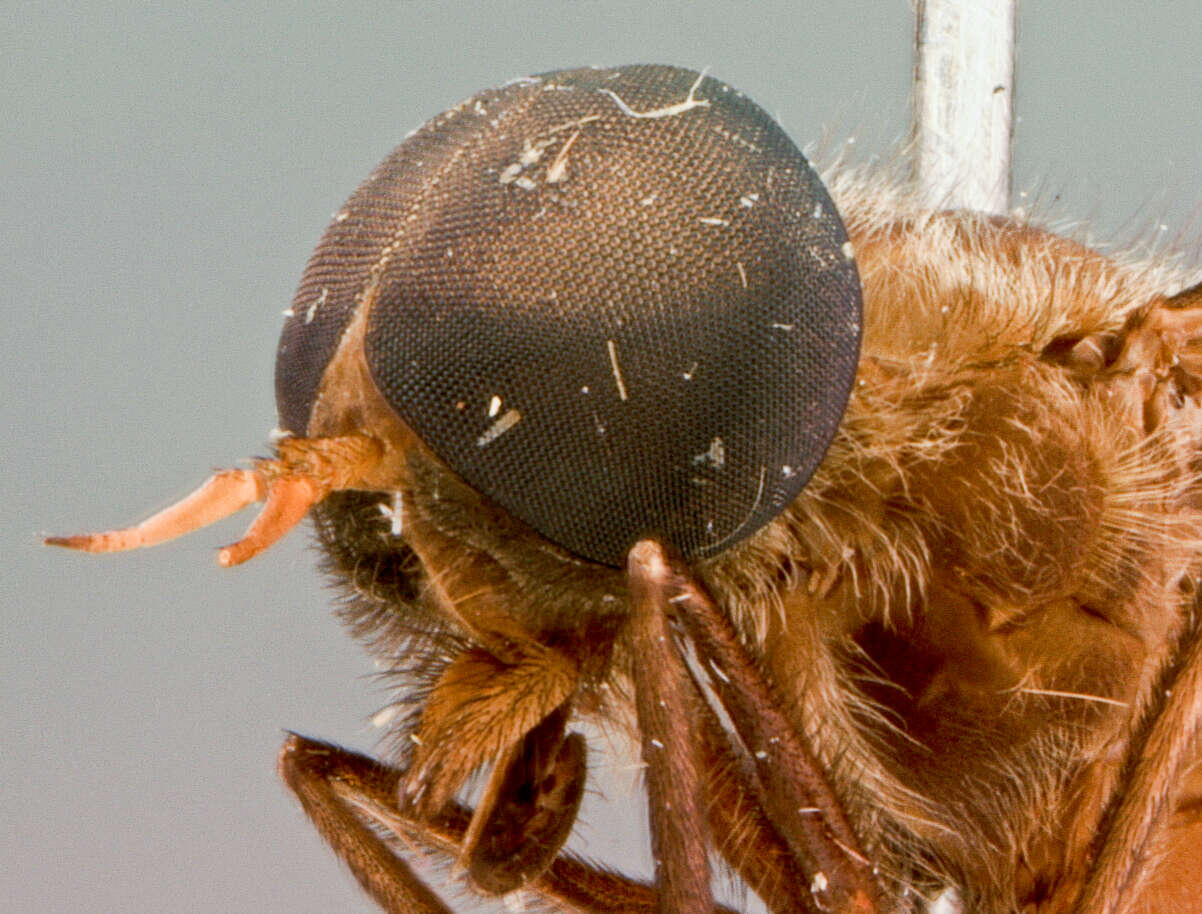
xmin=280 ymin=65 xmax=861 ymax=567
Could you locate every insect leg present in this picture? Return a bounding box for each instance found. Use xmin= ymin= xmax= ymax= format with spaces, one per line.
xmin=627 ymin=540 xmax=714 ymax=914
xmin=643 ymin=541 xmax=883 ymax=914
xmin=1073 ymin=603 xmax=1202 ymax=914
xmin=279 ymin=732 xmax=730 ymax=913
xmin=277 ymin=733 xmax=454 ymax=914
xmin=692 ymin=685 xmax=824 ymax=913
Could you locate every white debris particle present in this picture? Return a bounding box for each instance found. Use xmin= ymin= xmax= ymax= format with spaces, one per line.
xmin=378 ymin=490 xmax=403 ymax=536
xmin=499 ymin=162 xmax=523 ymax=184
xmin=514 ymin=175 xmax=537 ymax=191
xmin=771 ymin=322 xmax=795 ymax=331
xmin=409 ymin=732 xmax=424 ymax=746
xmin=488 ymin=394 xmax=502 ymax=417
xmin=580 ymin=385 xmax=590 ymax=394
xmin=781 ymin=464 xmax=793 ymax=477
xmin=740 ymin=193 xmax=759 ymax=207
xmin=812 ymin=203 xmax=823 ymax=219
xmin=682 ymin=361 xmax=697 ymax=381
xmin=607 ymin=339 xmax=629 ymax=401
xmin=842 ymin=240 xmax=855 ymax=260
xmin=446 ymin=248 xmax=454 ymax=258
xmin=305 ymin=286 xmax=328 ymax=324
xmin=371 ymin=705 xmax=402 ymax=728
xmin=473 ymin=100 xmax=487 ymax=115
xmin=811 ymin=872 xmax=828 ymax=894
xmin=593 ymin=412 xmax=606 ymax=435
xmin=693 ymin=437 xmax=726 ymax=468
xmin=598 ymin=68 xmax=710 ymax=119
xmin=640 ymin=193 xmax=658 ymax=206
xmin=649 ymin=738 xmax=664 ymax=749
xmin=334 ymin=209 xmax=351 ymax=222
xmin=735 ymin=261 xmax=748 ymax=288
xmin=698 ymin=216 xmax=729 ymax=226
xmin=929 ymin=887 xmax=965 ymax=914
xmin=281 ymin=308 xmax=294 ymax=318
xmin=476 ymin=408 xmax=522 ymax=446
xmin=519 ymin=139 xmax=546 ymax=166
xmin=754 ymin=749 xmax=768 ymax=760
xmin=268 ymin=427 xmax=290 ymax=442
xmin=546 ymin=129 xmax=581 ymax=183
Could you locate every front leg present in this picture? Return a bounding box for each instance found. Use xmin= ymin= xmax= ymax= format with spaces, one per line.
xmin=629 ymin=540 xmax=883 ymax=914
xmin=279 ymin=732 xmax=739 ymax=913
xmin=278 ymin=734 xmax=453 ymax=914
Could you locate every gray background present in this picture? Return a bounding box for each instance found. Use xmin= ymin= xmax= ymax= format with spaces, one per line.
xmin=5 ymin=2 xmax=1200 ymax=912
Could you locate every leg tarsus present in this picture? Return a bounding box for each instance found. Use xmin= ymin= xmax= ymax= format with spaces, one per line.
xmin=279 ymin=732 xmax=731 ymax=914
xmin=278 ymin=733 xmax=453 ymax=914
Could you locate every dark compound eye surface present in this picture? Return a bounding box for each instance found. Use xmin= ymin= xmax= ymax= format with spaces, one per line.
xmin=277 ymin=64 xmax=861 ymax=567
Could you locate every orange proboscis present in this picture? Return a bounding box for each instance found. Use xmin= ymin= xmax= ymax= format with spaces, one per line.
xmin=45 ymin=434 xmax=383 ymax=567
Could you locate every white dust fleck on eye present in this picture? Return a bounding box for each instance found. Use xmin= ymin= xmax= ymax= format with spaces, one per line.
xmin=488 ymin=395 xmax=502 ymax=418
xmin=754 ymin=749 xmax=768 ymax=759
xmin=810 ymin=872 xmax=829 ymax=894
xmin=519 ymin=139 xmax=547 ymax=167
xmin=477 ymin=408 xmax=522 ymax=446
xmin=546 ymin=129 xmax=581 ymax=183
xmin=736 ymin=261 xmax=748 ymax=288
xmin=812 ymin=202 xmax=823 ymax=219
xmin=445 ymin=248 xmax=454 ymax=258
xmin=740 ymin=193 xmax=759 ymax=208
xmin=771 ymin=322 xmax=796 ymax=331
xmin=842 ymin=240 xmax=855 ymax=260
xmin=607 ymin=339 xmax=629 ymax=401
xmin=699 ymin=216 xmax=729 ymax=226
xmin=598 ymin=68 xmax=711 ymax=119
xmin=781 ymin=464 xmax=793 ymax=477
xmin=281 ymin=308 xmax=295 ymax=318
xmin=514 ymin=175 xmax=537 ymax=191
xmin=305 ymin=287 xmax=329 ymax=324
xmin=640 ymin=193 xmax=658 ymax=206
xmin=593 ymin=412 xmax=606 ymax=435
xmin=499 ymin=162 xmax=523 ymax=184
xmin=693 ymin=437 xmax=726 ymax=468
xmin=649 ymin=738 xmax=664 ymax=749
xmin=334 ymin=209 xmax=351 ymax=223
xmin=682 ymin=361 xmax=698 ymax=381
xmin=580 ymin=385 xmax=590 ymax=394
